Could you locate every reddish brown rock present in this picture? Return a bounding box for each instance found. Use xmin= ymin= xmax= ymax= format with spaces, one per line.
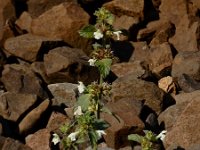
xmin=148 ymin=42 xmax=173 ymax=77
xmin=0 ymin=92 xmax=37 ymax=122
xmin=169 ymin=15 xmax=200 ymax=52
xmin=171 ymin=51 xmax=200 ymax=81
xmin=26 ymin=129 xmax=51 ymax=150
xmin=47 ymin=82 xmax=77 ymax=107
xmin=27 ymin=0 xmax=77 ymax=18
xmin=111 ymin=61 xmax=145 ymax=78
xmin=31 ymin=2 xmax=90 ymax=50
xmin=111 ymin=74 xmax=165 ymax=114
xmin=101 ymin=99 xmax=144 ymax=149
xmin=4 ymin=33 xmax=62 ymax=62
xmin=19 ymin=99 xmax=50 ymax=135
xmin=164 ymin=95 xmax=200 ymax=149
xmin=15 ymin=11 xmax=32 ymax=33
xmin=1 ymin=64 xmax=48 ymax=99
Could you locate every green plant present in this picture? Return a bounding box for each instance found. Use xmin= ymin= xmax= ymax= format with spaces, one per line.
xmin=52 ymin=7 xmax=122 ymax=150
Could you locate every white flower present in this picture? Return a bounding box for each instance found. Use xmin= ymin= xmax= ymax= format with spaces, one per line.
xmin=68 ymin=131 xmax=79 ymax=141
xmin=113 ymin=31 xmax=122 ymax=40
xmin=94 ymin=29 xmax=103 ymax=40
xmin=96 ymin=130 xmax=106 ymax=139
xmin=88 ymin=59 xmax=96 ymax=66
xmin=74 ymin=106 xmax=83 ymax=116
xmin=78 ymin=81 xmax=86 ymax=93
xmin=156 ymin=130 xmax=167 ymax=141
xmin=52 ymin=133 xmax=60 ymax=145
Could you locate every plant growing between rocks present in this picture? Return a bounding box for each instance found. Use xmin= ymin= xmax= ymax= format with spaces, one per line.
xmin=51 ymin=7 xmax=122 ymax=150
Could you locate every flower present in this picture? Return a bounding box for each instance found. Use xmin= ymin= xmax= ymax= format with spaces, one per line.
xmin=94 ymin=29 xmax=103 ymax=40
xmin=113 ymin=31 xmax=122 ymax=40
xmin=68 ymin=131 xmax=79 ymax=141
xmin=52 ymin=133 xmax=60 ymax=145
xmin=78 ymin=81 xmax=86 ymax=93
xmin=156 ymin=130 xmax=167 ymax=141
xmin=74 ymin=106 xmax=83 ymax=116
xmin=96 ymin=130 xmax=106 ymax=139
xmin=88 ymin=59 xmax=96 ymax=66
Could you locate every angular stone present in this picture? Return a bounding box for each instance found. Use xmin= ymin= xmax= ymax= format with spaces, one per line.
xmin=0 ymin=0 xmax=15 ymax=42
xmin=47 ymin=111 xmax=69 ymax=132
xmin=0 ymin=136 xmax=31 ymax=150
xmin=0 ymin=92 xmax=37 ymax=122
xmin=4 ymin=33 xmax=62 ymax=62
xmin=31 ymin=2 xmax=90 ymax=50
xmin=27 ymin=0 xmax=77 ymax=18
xmin=164 ymin=95 xmax=200 ymax=149
xmin=111 ymin=61 xmax=145 ymax=78
xmin=47 ymin=82 xmax=77 ymax=107
xmin=26 ymin=129 xmax=51 ymax=150
xmin=15 ymin=11 xmax=32 ymax=33
xmin=44 ymin=46 xmax=98 ymax=84
xmin=148 ymin=42 xmax=173 ymax=77
xmin=159 ymin=0 xmax=188 ymax=26
xmin=169 ymin=15 xmax=199 ymax=52
xmin=172 ymin=51 xmax=200 ymax=81
xmin=111 ymin=74 xmax=165 ymax=114
xmin=103 ymin=0 xmax=144 ymax=19
xmin=129 ymin=41 xmax=150 ymax=62
xmin=18 ymin=99 xmax=50 ymax=135
xmin=1 ymin=64 xmax=48 ymax=99
xmin=101 ymin=99 xmax=144 ymax=149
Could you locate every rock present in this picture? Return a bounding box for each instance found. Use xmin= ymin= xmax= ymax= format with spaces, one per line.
xmin=1 ymin=64 xmax=48 ymax=99
xmin=171 ymin=51 xmax=200 ymax=81
xmin=44 ymin=46 xmax=98 ymax=84
xmin=0 ymin=136 xmax=32 ymax=150
xmin=15 ymin=11 xmax=32 ymax=33
xmin=177 ymin=74 xmax=200 ymax=92
xmin=103 ymin=0 xmax=144 ymax=20
xmin=145 ymin=113 xmax=159 ymax=132
xmin=129 ymin=41 xmax=150 ymax=62
xmin=111 ymin=61 xmax=145 ymax=78
xmin=101 ymin=99 xmax=144 ymax=149
xmin=0 ymin=0 xmax=15 ymax=42
xmin=47 ymin=82 xmax=77 ymax=107
xmin=137 ymin=20 xmax=174 ymax=45
xmin=31 ymin=2 xmax=90 ymax=50
xmin=169 ymin=15 xmax=200 ymax=52
xmin=46 ymin=111 xmax=69 ymax=132
xmin=18 ymin=99 xmax=50 ymax=135
xmin=4 ymin=33 xmax=62 ymax=62
xmin=159 ymin=0 xmax=188 ymax=26
xmin=0 ymin=48 xmax=6 ymax=71
xmin=111 ymin=74 xmax=165 ymax=114
xmin=159 ymin=90 xmax=200 ymax=130
xmin=0 ymin=92 xmax=37 ymax=122
xmin=27 ymin=0 xmax=77 ymax=18
xmin=158 ymin=76 xmax=176 ymax=94
xmin=26 ymin=129 xmax=51 ymax=150
xmin=148 ymin=42 xmax=173 ymax=77
xmin=164 ymin=95 xmax=200 ymax=149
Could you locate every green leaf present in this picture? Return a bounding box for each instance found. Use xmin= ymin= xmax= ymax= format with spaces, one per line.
xmin=93 ymin=119 xmax=110 ymax=130
xmin=88 ymin=130 xmax=98 ymax=149
xmin=95 ymin=58 xmax=112 ymax=79
xmin=128 ymin=134 xmax=143 ymax=143
xmin=76 ymin=94 xmax=91 ymax=112
xmin=79 ymin=25 xmax=96 ymax=38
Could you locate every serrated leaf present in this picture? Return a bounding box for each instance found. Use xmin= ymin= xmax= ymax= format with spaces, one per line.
xmin=93 ymin=119 xmax=110 ymax=130
xmin=79 ymin=25 xmax=96 ymax=38
xmin=76 ymin=94 xmax=91 ymax=112
xmin=88 ymin=130 xmax=98 ymax=148
xmin=128 ymin=134 xmax=143 ymax=143
xmin=95 ymin=58 xmax=112 ymax=79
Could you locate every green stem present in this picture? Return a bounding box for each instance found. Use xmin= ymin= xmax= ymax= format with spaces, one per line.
xmin=100 ymin=74 xmax=103 ymax=85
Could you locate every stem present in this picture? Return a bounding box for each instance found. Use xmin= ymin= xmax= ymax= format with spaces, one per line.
xmin=100 ymin=74 xmax=103 ymax=85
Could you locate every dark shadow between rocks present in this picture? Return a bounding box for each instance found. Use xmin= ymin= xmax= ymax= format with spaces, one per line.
xmin=111 ymin=41 xmax=134 ymax=62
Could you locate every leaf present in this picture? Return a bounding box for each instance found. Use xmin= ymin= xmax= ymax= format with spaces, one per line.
xmin=76 ymin=94 xmax=91 ymax=112
xmin=88 ymin=130 xmax=98 ymax=149
xmin=79 ymin=25 xmax=96 ymax=38
xmin=101 ymin=106 xmax=121 ymax=123
xmin=95 ymin=58 xmax=112 ymax=79
xmin=93 ymin=119 xmax=110 ymax=130
xmin=128 ymin=134 xmax=143 ymax=143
